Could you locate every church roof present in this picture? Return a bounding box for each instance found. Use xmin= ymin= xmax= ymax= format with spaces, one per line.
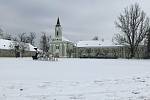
xmin=76 ymin=40 xmax=122 ymax=48
xmin=62 ymin=36 xmax=70 ymax=42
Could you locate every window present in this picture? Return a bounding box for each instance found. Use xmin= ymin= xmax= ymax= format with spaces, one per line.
xmin=56 ymin=31 xmax=59 ymax=36
xmin=56 ymin=45 xmax=59 ymax=49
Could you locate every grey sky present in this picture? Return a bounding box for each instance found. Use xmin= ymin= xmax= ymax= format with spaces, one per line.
xmin=0 ymin=0 xmax=148 ymax=41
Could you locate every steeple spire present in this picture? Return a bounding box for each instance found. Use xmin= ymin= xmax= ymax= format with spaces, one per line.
xmin=56 ymin=17 xmax=61 ymax=26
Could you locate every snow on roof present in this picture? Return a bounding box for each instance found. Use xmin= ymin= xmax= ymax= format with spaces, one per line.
xmin=0 ymin=39 xmax=37 ymax=51
xmin=76 ymin=40 xmax=122 ymax=48
xmin=27 ymin=43 xmax=37 ymax=51
xmin=51 ymin=35 xmax=73 ymax=43
xmin=0 ymin=39 xmax=13 ymax=49
xmin=62 ymin=36 xmax=72 ymax=42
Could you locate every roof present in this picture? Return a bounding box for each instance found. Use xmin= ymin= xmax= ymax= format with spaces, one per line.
xmin=0 ymin=39 xmax=13 ymax=49
xmin=56 ymin=17 xmax=61 ymax=27
xmin=0 ymin=39 xmax=37 ymax=51
xmin=76 ymin=40 xmax=122 ymax=48
xmin=62 ymin=36 xmax=71 ymax=42
xmin=57 ymin=17 xmax=60 ymax=25
xmin=52 ymin=36 xmax=72 ymax=42
xmin=27 ymin=43 xmax=37 ymax=51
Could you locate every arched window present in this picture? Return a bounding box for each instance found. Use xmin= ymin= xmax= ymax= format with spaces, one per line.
xmin=56 ymin=45 xmax=59 ymax=49
xmin=56 ymin=31 xmax=59 ymax=36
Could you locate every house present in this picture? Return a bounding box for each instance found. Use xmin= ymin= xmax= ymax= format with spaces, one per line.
xmin=0 ymin=39 xmax=37 ymax=57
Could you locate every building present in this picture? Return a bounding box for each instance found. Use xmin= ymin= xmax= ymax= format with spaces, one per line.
xmin=49 ymin=18 xmax=146 ymax=58
xmin=49 ymin=18 xmax=74 ymax=57
xmin=0 ymin=38 xmax=37 ymax=57
xmin=76 ymin=40 xmax=123 ymax=58
xmin=76 ymin=40 xmax=146 ymax=58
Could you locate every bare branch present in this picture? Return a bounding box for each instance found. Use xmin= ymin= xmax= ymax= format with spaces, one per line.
xmin=114 ymin=3 xmax=150 ymax=58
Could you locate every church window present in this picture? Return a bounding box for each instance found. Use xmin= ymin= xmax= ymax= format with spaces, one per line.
xmin=56 ymin=45 xmax=59 ymax=49
xmin=56 ymin=31 xmax=59 ymax=36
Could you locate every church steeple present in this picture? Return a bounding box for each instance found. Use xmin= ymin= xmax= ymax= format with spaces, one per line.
xmin=55 ymin=17 xmax=62 ymax=41
xmin=56 ymin=17 xmax=61 ymax=26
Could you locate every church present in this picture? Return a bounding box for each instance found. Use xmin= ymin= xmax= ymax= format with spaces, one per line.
xmin=49 ymin=18 xmax=146 ymax=58
xmin=49 ymin=18 xmax=75 ymax=58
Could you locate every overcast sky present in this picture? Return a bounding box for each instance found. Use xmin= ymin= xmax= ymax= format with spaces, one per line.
xmin=0 ymin=0 xmax=148 ymax=41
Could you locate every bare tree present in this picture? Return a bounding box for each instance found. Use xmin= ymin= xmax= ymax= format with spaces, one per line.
xmin=18 ymin=33 xmax=27 ymax=42
xmin=0 ymin=28 xmax=4 ymax=38
xmin=17 ymin=33 xmax=28 ymax=57
xmin=28 ymin=32 xmax=36 ymax=45
xmin=40 ymin=32 xmax=50 ymax=53
xmin=0 ymin=28 xmax=12 ymax=40
xmin=17 ymin=32 xmax=36 ymax=45
xmin=114 ymin=3 xmax=150 ymax=58
xmin=3 ymin=33 xmax=12 ymax=40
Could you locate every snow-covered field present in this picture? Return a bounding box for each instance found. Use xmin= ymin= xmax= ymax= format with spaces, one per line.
xmin=0 ymin=58 xmax=150 ymax=100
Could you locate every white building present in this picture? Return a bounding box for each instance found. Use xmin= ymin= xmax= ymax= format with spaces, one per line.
xmin=0 ymin=38 xmax=37 ymax=57
xmin=49 ymin=18 xmax=74 ymax=57
xmin=76 ymin=40 xmax=146 ymax=58
xmin=49 ymin=18 xmax=146 ymax=58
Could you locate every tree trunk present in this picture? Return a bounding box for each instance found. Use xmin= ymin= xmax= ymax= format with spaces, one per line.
xmin=130 ymin=46 xmax=135 ymax=58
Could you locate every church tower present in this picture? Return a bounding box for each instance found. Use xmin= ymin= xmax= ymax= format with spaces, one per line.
xmin=50 ymin=17 xmax=74 ymax=58
xmin=55 ymin=17 xmax=62 ymax=41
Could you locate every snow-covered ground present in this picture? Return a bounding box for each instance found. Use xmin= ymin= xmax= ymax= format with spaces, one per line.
xmin=0 ymin=58 xmax=150 ymax=100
